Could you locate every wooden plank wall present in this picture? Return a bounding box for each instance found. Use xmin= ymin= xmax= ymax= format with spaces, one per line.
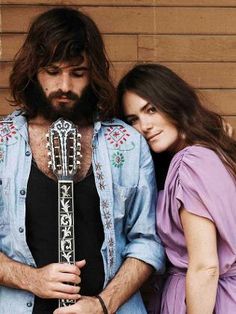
xmin=1 ymin=0 xmax=236 ymax=136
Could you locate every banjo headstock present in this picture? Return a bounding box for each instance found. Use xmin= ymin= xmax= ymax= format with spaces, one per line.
xmin=46 ymin=118 xmax=82 ymax=180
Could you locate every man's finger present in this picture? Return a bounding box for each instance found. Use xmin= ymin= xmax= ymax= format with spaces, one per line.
xmin=75 ymin=259 xmax=86 ymax=269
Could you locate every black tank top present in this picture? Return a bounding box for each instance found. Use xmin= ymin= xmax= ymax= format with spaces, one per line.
xmin=26 ymin=162 xmax=104 ymax=313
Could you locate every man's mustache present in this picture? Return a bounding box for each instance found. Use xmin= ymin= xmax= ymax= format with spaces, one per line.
xmin=48 ymin=90 xmax=79 ymax=101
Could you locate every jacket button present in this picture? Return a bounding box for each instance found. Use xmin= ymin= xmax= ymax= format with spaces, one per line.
xmin=25 ymin=151 xmax=31 ymax=156
xmin=27 ymin=302 xmax=32 ymax=307
xmin=19 ymin=227 xmax=24 ymax=233
xmin=20 ymin=189 xmax=26 ymax=196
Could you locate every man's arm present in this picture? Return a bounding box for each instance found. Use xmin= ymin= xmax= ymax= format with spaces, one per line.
xmin=54 ymin=257 xmax=153 ymax=314
xmin=0 ymin=252 xmax=85 ymax=300
xmin=101 ymin=257 xmax=153 ymax=312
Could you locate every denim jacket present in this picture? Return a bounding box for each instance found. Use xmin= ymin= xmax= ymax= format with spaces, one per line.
xmin=0 ymin=110 xmax=165 ymax=314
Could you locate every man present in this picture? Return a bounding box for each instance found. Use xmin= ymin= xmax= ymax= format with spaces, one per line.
xmin=0 ymin=7 xmax=165 ymax=314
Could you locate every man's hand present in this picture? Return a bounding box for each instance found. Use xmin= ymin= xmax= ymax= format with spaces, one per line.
xmin=0 ymin=253 xmax=86 ymax=300
xmin=53 ymin=296 xmax=103 ymax=314
xmin=53 ymin=257 xmax=153 ymax=314
xmin=30 ymin=260 xmax=86 ymax=300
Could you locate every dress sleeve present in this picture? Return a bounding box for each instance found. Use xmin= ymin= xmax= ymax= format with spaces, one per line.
xmin=175 ymin=147 xmax=232 ymax=222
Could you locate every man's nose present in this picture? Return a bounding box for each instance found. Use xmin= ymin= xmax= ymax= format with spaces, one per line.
xmin=58 ymin=74 xmax=72 ymax=93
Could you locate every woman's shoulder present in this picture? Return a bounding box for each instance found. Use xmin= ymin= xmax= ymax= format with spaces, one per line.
xmin=173 ymin=145 xmax=222 ymax=169
xmin=170 ymin=145 xmax=234 ymax=190
xmin=164 ymin=147 xmax=235 ymax=225
xmin=166 ymin=145 xmax=229 ymax=186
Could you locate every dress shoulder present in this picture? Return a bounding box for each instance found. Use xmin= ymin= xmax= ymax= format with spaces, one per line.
xmin=170 ymin=146 xmax=235 ymax=221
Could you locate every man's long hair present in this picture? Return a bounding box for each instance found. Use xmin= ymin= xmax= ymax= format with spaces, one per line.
xmin=9 ymin=7 xmax=116 ymax=121
xmin=117 ymin=63 xmax=236 ymax=177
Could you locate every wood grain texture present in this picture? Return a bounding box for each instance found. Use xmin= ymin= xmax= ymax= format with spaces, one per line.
xmin=3 ymin=6 xmax=236 ymax=34
xmin=2 ymin=0 xmax=236 ymax=6
xmin=162 ymin=63 xmax=236 ymax=89
xmin=155 ymin=0 xmax=236 ymax=5
xmin=155 ymin=8 xmax=236 ymax=34
xmin=1 ymin=6 xmax=48 ymax=33
xmin=104 ymin=35 xmax=138 ymax=61
xmin=0 ymin=90 xmax=15 ymax=115
xmin=138 ymin=35 xmax=236 ymax=61
xmin=154 ymin=0 xmax=236 ymax=6
xmin=1 ymin=0 xmax=158 ymax=5
xmin=110 ymin=62 xmax=136 ymax=84
xmin=200 ymin=90 xmax=236 ymax=115
xmin=0 ymin=63 xmax=12 ymax=88
xmin=1 ymin=6 xmax=156 ymax=34
xmin=0 ymin=34 xmax=26 ymax=62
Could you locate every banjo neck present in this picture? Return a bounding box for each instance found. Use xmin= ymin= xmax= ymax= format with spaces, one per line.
xmin=46 ymin=118 xmax=82 ymax=307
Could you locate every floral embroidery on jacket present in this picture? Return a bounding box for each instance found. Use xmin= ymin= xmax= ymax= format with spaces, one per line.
xmin=0 ymin=146 xmax=4 ymax=163
xmin=95 ymin=162 xmax=106 ymax=190
xmin=111 ymin=151 xmax=125 ymax=168
xmin=102 ymin=200 xmax=112 ymax=230
xmin=104 ymin=126 xmax=130 ymax=149
xmin=108 ymin=237 xmax=114 ymax=268
xmin=94 ymin=161 xmax=115 ymax=278
xmin=0 ymin=121 xmax=18 ymax=145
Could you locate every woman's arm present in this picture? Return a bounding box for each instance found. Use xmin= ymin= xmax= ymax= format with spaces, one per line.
xmin=180 ymin=207 xmax=219 ymax=314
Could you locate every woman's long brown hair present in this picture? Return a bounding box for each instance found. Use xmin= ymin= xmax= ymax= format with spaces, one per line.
xmin=9 ymin=7 xmax=116 ymax=121
xmin=117 ymin=63 xmax=236 ymax=178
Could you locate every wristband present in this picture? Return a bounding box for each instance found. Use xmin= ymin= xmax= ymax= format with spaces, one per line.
xmin=95 ymin=295 xmax=108 ymax=314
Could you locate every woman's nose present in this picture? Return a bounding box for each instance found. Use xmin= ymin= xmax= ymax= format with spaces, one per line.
xmin=140 ymin=118 xmax=153 ymax=133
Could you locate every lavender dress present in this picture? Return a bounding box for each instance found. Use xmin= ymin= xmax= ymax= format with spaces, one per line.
xmin=156 ymin=146 xmax=236 ymax=314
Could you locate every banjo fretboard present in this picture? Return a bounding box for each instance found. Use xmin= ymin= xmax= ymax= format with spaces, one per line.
xmin=47 ymin=118 xmax=82 ymax=307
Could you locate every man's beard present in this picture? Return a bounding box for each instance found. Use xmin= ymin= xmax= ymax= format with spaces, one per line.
xmin=25 ymin=80 xmax=98 ymax=124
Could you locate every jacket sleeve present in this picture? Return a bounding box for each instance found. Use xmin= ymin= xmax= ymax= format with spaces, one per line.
xmin=122 ymin=136 xmax=165 ymax=272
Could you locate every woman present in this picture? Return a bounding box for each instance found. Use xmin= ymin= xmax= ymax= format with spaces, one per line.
xmin=117 ymin=63 xmax=236 ymax=313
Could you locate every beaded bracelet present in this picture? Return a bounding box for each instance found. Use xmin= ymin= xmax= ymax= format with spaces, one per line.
xmin=95 ymin=295 xmax=108 ymax=314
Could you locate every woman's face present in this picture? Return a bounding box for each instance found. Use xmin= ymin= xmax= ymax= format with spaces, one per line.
xmin=122 ymin=91 xmax=183 ymax=153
